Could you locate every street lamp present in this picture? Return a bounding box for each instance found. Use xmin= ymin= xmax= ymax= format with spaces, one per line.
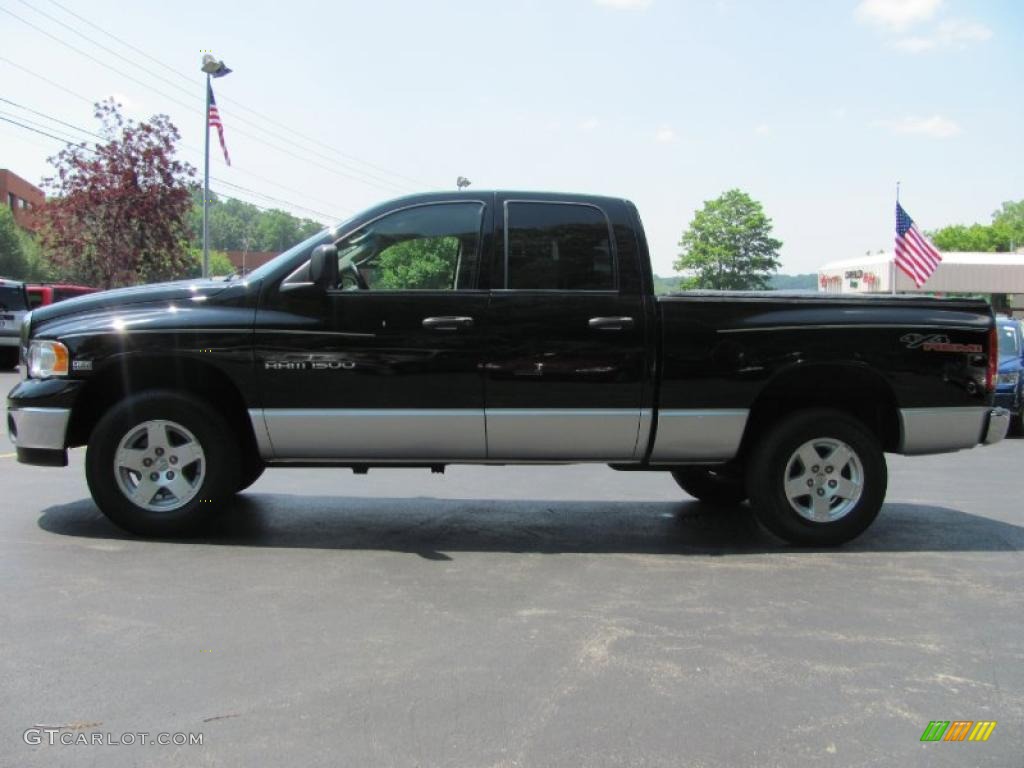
xmin=201 ymin=54 xmax=231 ymax=278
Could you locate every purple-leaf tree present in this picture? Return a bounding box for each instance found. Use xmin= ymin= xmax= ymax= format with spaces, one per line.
xmin=39 ymin=99 xmax=196 ymax=289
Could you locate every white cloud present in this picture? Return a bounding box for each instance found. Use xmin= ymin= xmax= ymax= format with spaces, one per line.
xmin=894 ymin=18 xmax=992 ymax=51
xmin=654 ymin=125 xmax=676 ymax=143
xmin=594 ymin=0 xmax=652 ymax=9
xmin=877 ymin=115 xmax=962 ymax=138
xmin=832 ymin=106 xmax=848 ymax=120
xmin=754 ymin=123 xmax=771 ymax=136
xmin=580 ymin=117 xmax=601 ymax=133
xmin=855 ymin=0 xmax=942 ymax=28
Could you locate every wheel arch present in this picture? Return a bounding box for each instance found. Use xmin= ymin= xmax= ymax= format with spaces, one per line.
xmin=66 ymin=354 xmax=258 ymax=463
xmin=738 ymin=362 xmax=902 ymax=458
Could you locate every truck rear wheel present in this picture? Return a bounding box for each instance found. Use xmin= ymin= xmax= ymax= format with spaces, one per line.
xmin=746 ymin=409 xmax=886 ymax=546
xmin=85 ymin=391 xmax=239 ymax=537
xmin=671 ymin=466 xmax=747 ymax=506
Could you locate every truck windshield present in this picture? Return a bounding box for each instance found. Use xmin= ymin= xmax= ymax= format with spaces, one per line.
xmin=0 ymin=286 xmax=26 ymax=311
xmin=998 ymin=323 xmax=1021 ymax=357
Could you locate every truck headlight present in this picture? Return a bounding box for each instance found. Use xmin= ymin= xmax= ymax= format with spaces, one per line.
xmin=997 ymin=372 xmax=1020 ymax=387
xmin=27 ymin=340 xmax=69 ymax=378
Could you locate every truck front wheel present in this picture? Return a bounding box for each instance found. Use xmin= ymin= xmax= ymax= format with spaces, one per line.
xmin=85 ymin=391 xmax=239 ymax=537
xmin=746 ymin=409 xmax=886 ymax=546
xmin=671 ymin=466 xmax=747 ymax=506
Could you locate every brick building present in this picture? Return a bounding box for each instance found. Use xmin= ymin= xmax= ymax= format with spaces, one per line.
xmin=0 ymin=169 xmax=44 ymax=232
xmin=225 ymin=250 xmax=279 ymax=273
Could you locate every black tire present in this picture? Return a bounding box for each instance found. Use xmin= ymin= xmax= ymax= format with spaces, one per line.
xmin=85 ymin=390 xmax=240 ymax=537
xmin=1011 ymin=409 xmax=1024 ymax=438
xmin=671 ymin=466 xmax=747 ymax=506
xmin=0 ymin=348 xmax=18 ymax=370
xmin=746 ymin=409 xmax=887 ymax=546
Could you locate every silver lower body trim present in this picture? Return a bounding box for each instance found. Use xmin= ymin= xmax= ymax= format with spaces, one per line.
xmin=8 ymin=407 xmax=71 ymax=450
xmin=0 ymin=336 xmax=19 ymax=347
xmin=898 ymin=406 xmax=991 ymax=455
xmin=255 ymin=408 xmax=487 ymax=460
xmin=248 ymin=407 xmax=653 ymax=461
xmin=486 ymin=409 xmax=647 ymax=461
xmin=649 ymin=409 xmax=749 ymax=461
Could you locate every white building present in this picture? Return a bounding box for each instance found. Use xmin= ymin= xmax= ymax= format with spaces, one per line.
xmin=818 ymin=252 xmax=1024 ymax=311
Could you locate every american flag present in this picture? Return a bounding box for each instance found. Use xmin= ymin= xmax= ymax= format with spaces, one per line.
xmin=207 ymin=82 xmax=231 ymax=166
xmin=895 ymin=202 xmax=941 ymax=288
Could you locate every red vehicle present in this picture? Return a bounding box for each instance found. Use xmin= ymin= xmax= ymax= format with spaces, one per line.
xmin=26 ymin=283 xmax=97 ymax=309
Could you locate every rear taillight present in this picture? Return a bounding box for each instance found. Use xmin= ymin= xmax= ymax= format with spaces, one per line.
xmin=986 ymin=324 xmax=998 ymax=392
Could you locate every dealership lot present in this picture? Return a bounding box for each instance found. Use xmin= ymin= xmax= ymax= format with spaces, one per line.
xmin=1 ymin=368 xmax=1022 ymax=766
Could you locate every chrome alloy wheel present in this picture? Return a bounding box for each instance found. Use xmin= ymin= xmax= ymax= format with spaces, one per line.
xmin=113 ymin=420 xmax=205 ymax=512
xmin=783 ymin=437 xmax=864 ymax=523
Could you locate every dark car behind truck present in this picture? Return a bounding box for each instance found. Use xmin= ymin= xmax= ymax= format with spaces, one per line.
xmin=6 ymin=191 xmax=1011 ymax=545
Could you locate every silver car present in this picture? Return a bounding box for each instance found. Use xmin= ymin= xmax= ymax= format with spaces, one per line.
xmin=0 ymin=277 xmax=28 ymax=370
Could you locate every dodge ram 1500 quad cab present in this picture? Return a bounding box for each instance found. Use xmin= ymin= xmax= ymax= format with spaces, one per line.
xmin=7 ymin=191 xmax=1010 ymax=544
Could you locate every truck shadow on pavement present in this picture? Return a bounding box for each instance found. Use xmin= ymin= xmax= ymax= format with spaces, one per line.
xmin=37 ymin=495 xmax=1024 ymax=557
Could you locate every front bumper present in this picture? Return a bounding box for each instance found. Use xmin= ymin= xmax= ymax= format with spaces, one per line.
xmin=983 ymin=408 xmax=1011 ymax=445
xmin=7 ymin=377 xmax=85 ymax=466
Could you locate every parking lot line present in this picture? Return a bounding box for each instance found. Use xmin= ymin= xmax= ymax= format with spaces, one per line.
xmin=0 ymin=452 xmax=16 ymax=459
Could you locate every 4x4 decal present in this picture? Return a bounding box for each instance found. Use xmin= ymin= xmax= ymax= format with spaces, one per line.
xmin=901 ymin=333 xmax=983 ymax=354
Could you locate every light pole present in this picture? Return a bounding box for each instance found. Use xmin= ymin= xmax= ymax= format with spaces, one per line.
xmin=200 ymin=54 xmax=231 ymax=278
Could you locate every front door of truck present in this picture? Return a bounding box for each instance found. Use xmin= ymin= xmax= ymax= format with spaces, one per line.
xmin=254 ymin=200 xmax=491 ymax=460
xmin=482 ymin=196 xmax=648 ymax=461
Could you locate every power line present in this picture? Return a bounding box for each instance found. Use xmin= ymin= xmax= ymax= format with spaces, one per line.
xmin=23 ymin=0 xmax=432 ymax=189
xmin=0 ymin=54 xmax=94 ymax=105
xmin=0 ymin=95 xmax=350 ymax=217
xmin=38 ymin=0 xmax=431 ymax=190
xmin=0 ymin=109 xmax=85 ymax=145
xmin=41 ymin=0 xmax=193 ymax=86
xmin=0 ymin=113 xmax=80 ymax=145
xmin=0 ymin=5 xmax=411 ymax=196
xmin=13 ymin=0 xmax=196 ymax=101
xmin=0 ymin=96 xmax=104 ymax=140
xmin=0 ymin=114 xmax=340 ymax=222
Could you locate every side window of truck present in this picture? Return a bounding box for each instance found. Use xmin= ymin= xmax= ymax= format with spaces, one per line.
xmin=333 ymin=202 xmax=483 ymax=291
xmin=505 ymin=202 xmax=615 ymax=290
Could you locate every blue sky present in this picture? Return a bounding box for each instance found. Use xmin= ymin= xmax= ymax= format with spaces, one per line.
xmin=1 ymin=0 xmax=1021 ymax=275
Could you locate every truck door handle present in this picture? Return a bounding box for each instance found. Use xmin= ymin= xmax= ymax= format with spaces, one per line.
xmin=422 ymin=316 xmax=475 ymax=331
xmin=588 ymin=316 xmax=635 ymax=331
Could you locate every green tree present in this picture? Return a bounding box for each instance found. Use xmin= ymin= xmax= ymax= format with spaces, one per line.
xmin=375 ymin=237 xmax=458 ymax=289
xmin=992 ymin=200 xmax=1024 ymax=250
xmin=187 ymin=189 xmax=324 ymax=252
xmin=674 ymin=189 xmax=782 ymax=290
xmin=185 ymin=246 xmax=234 ymax=278
xmin=0 ymin=206 xmax=29 ymax=279
xmin=930 ymin=223 xmax=1003 ymax=252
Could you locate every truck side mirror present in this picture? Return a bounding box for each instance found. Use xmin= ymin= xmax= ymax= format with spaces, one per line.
xmin=309 ymin=244 xmax=338 ymax=289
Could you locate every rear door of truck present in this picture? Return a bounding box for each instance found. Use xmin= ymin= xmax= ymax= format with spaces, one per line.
xmin=481 ymin=194 xmax=651 ymax=461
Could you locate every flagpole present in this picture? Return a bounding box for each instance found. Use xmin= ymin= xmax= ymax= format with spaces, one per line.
xmin=202 ymin=72 xmax=211 ymax=280
xmin=892 ymin=181 xmax=900 ymax=295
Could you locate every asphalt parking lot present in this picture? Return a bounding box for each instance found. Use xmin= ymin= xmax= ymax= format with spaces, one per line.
xmin=1 ymin=368 xmax=1022 ymax=767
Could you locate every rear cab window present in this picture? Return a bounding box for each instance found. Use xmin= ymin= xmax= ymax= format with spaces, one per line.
xmin=503 ymin=201 xmax=617 ymax=291
xmin=0 ymin=284 xmax=27 ymax=312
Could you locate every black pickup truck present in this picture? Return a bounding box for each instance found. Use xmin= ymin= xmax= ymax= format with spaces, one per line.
xmin=6 ymin=191 xmax=1011 ymax=544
